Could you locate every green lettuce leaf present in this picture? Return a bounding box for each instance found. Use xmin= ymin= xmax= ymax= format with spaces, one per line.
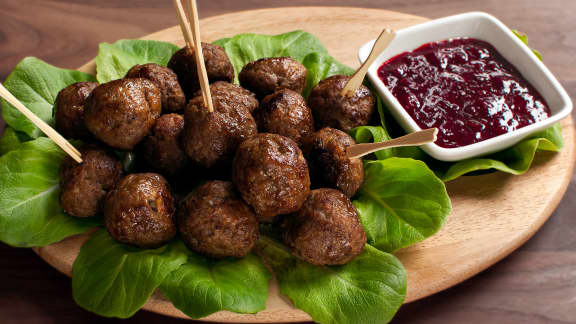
xmin=0 ymin=127 xmax=30 ymax=155
xmin=160 ymin=242 xmax=270 ymax=318
xmin=258 ymin=237 xmax=406 ymax=324
xmin=1 ymin=57 xmax=96 ymax=138
xmin=353 ymin=158 xmax=451 ymax=252
xmin=95 ymin=39 xmax=180 ymax=83
xmin=214 ymin=30 xmax=354 ymax=96
xmin=0 ymin=137 xmax=97 ymax=247
xmin=433 ymin=123 xmax=564 ymax=181
xmin=72 ymin=229 xmax=186 ymax=318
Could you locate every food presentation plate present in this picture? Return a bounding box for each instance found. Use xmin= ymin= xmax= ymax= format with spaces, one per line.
xmin=33 ymin=7 xmax=576 ymax=323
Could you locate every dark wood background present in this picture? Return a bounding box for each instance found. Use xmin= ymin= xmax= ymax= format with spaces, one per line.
xmin=1 ymin=0 xmax=575 ymax=323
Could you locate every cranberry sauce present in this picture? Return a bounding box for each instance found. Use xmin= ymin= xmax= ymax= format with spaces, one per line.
xmin=378 ymin=38 xmax=551 ymax=148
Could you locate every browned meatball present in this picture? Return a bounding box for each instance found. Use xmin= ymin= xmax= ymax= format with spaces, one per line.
xmin=233 ymin=133 xmax=310 ymax=222
xmin=308 ymin=75 xmax=376 ymax=132
xmin=254 ymin=89 xmax=314 ymax=146
xmin=125 ymin=63 xmax=186 ymax=112
xmin=194 ymin=81 xmax=259 ymax=113
xmin=140 ymin=114 xmax=187 ymax=176
xmin=283 ymin=188 xmax=366 ymax=265
xmin=304 ymin=127 xmax=364 ymax=197
xmin=182 ymin=92 xmax=257 ymax=168
xmin=60 ymin=145 xmax=123 ymax=218
xmin=178 ymin=181 xmax=259 ymax=258
xmin=84 ymin=78 xmax=161 ymax=150
xmin=168 ymin=43 xmax=234 ymax=98
xmin=239 ymin=57 xmax=307 ymax=99
xmin=54 ymin=82 xmax=98 ymax=139
xmin=104 ymin=173 xmax=176 ymax=248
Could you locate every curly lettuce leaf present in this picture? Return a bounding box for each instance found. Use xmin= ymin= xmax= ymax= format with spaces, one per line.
xmin=72 ymin=230 xmax=186 ymax=318
xmin=214 ymin=30 xmax=354 ymax=96
xmin=258 ymin=237 xmax=406 ymax=324
xmin=95 ymin=39 xmax=180 ymax=83
xmin=353 ymin=158 xmax=451 ymax=252
xmin=1 ymin=57 xmax=96 ymax=138
xmin=0 ymin=138 xmax=97 ymax=247
xmin=160 ymin=242 xmax=270 ymax=318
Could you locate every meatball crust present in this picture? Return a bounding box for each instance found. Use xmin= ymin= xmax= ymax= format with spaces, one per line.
xmin=283 ymin=188 xmax=366 ymax=265
xmin=60 ymin=145 xmax=123 ymax=218
xmin=308 ymin=75 xmax=376 ymax=131
xmin=104 ymin=173 xmax=176 ymax=248
xmin=168 ymin=43 xmax=235 ymax=98
xmin=254 ymin=89 xmax=314 ymax=146
xmin=304 ymin=127 xmax=364 ymax=197
xmin=141 ymin=114 xmax=187 ymax=176
xmin=239 ymin=57 xmax=307 ymax=99
xmin=178 ymin=181 xmax=259 ymax=258
xmin=54 ymin=82 xmax=98 ymax=139
xmin=182 ymin=92 xmax=258 ymax=168
xmin=84 ymin=78 xmax=162 ymax=150
xmin=233 ymin=133 xmax=311 ymax=222
xmin=194 ymin=81 xmax=259 ymax=113
xmin=125 ymin=63 xmax=186 ymax=112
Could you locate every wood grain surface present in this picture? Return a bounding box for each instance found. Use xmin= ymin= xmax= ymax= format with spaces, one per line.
xmin=1 ymin=1 xmax=575 ymax=324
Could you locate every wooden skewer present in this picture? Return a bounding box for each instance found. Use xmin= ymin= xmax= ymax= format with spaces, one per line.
xmin=172 ymin=0 xmax=194 ymax=49
xmin=341 ymin=28 xmax=396 ymax=97
xmin=346 ymin=128 xmax=438 ymax=159
xmin=185 ymin=0 xmax=213 ymax=112
xmin=0 ymin=83 xmax=82 ymax=163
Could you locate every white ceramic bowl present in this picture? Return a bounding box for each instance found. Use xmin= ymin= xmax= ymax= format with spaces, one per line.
xmin=358 ymin=12 xmax=573 ymax=161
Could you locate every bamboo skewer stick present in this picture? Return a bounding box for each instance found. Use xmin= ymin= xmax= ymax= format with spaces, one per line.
xmin=346 ymin=128 xmax=438 ymax=159
xmin=172 ymin=0 xmax=194 ymax=49
xmin=0 ymin=83 xmax=82 ymax=163
xmin=173 ymin=0 xmax=213 ymax=112
xmin=341 ymin=28 xmax=396 ymax=97
xmin=185 ymin=0 xmax=213 ymax=112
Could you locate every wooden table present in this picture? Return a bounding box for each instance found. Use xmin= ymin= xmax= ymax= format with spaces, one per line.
xmin=0 ymin=1 xmax=574 ymax=323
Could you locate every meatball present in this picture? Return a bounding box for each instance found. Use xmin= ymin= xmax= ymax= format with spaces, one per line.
xmin=233 ymin=133 xmax=310 ymax=222
xmin=308 ymin=75 xmax=376 ymax=131
xmin=60 ymin=145 xmax=123 ymax=218
xmin=54 ymin=82 xmax=98 ymax=139
xmin=254 ymin=89 xmax=314 ymax=146
xmin=178 ymin=181 xmax=259 ymax=258
xmin=140 ymin=114 xmax=187 ymax=176
xmin=304 ymin=127 xmax=364 ymax=197
xmin=104 ymin=173 xmax=176 ymax=248
xmin=194 ymin=81 xmax=259 ymax=113
xmin=239 ymin=57 xmax=307 ymax=99
xmin=125 ymin=63 xmax=186 ymax=112
xmin=182 ymin=92 xmax=257 ymax=168
xmin=283 ymin=188 xmax=366 ymax=265
xmin=168 ymin=43 xmax=234 ymax=99
xmin=84 ymin=78 xmax=161 ymax=150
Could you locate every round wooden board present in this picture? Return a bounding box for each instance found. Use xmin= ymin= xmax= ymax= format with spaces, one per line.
xmin=33 ymin=7 xmax=576 ymax=323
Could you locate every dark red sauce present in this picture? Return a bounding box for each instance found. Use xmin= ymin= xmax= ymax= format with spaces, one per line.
xmin=378 ymin=38 xmax=551 ymax=148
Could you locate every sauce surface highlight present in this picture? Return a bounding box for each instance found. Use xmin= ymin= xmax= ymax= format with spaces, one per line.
xmin=378 ymin=38 xmax=551 ymax=148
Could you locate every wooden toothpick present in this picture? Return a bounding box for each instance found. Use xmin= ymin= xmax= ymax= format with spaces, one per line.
xmin=341 ymin=28 xmax=396 ymax=97
xmin=172 ymin=0 xmax=193 ymax=49
xmin=0 ymin=83 xmax=82 ymax=163
xmin=185 ymin=0 xmax=213 ymax=112
xmin=173 ymin=0 xmax=213 ymax=112
xmin=346 ymin=128 xmax=438 ymax=159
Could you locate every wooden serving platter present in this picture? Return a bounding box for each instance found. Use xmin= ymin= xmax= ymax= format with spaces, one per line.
xmin=33 ymin=7 xmax=576 ymax=323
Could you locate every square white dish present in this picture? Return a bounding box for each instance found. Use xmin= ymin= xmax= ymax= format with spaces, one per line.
xmin=358 ymin=12 xmax=573 ymax=161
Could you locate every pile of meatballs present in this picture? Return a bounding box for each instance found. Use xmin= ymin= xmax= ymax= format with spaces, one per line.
xmin=55 ymin=42 xmax=377 ymax=266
